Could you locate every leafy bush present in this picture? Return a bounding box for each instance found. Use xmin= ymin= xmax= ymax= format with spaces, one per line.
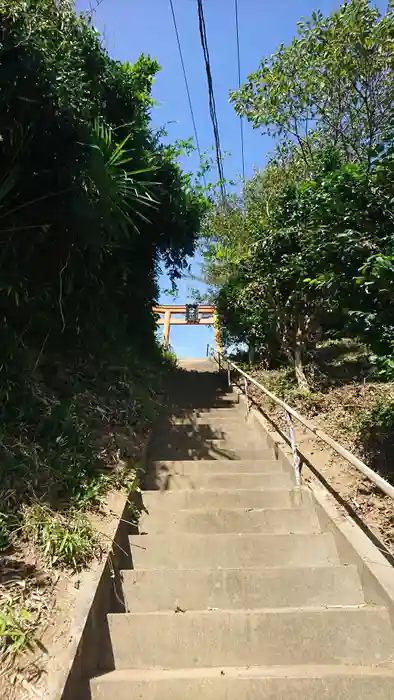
xmin=0 ymin=3 xmax=207 ymax=667
xmin=201 ymin=1 xmax=394 ymax=388
xmin=357 ymin=397 xmax=394 ymax=481
xmin=370 ymin=342 xmax=394 ymax=382
xmin=162 ymin=346 xmax=178 ymax=367
xmin=0 ymin=1 xmax=205 ymax=536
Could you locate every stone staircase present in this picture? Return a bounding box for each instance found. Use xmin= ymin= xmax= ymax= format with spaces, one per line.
xmin=90 ymin=360 xmax=394 ymax=699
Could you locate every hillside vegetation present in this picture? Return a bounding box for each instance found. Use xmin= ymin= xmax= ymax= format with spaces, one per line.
xmin=236 ymin=339 xmax=394 ymax=551
xmin=199 ymin=0 xmax=394 ymax=537
xmin=0 ymin=0 xmax=206 ymax=674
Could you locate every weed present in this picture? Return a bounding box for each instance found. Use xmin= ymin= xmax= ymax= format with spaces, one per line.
xmin=257 ymin=368 xmax=324 ymax=414
xmin=0 ymin=511 xmax=19 ymax=553
xmin=23 ymin=505 xmax=98 ymax=570
xmin=267 ymin=368 xmax=297 ymax=397
xmin=0 ymin=603 xmax=36 ymax=658
xmin=161 ymin=345 xmax=178 ymax=367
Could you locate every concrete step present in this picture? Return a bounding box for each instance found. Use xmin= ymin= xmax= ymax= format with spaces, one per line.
xmin=173 ymin=413 xmax=249 ymax=425
xmin=178 ymin=412 xmax=247 ymax=424
xmin=189 ymin=408 xmax=245 ymax=418
xmin=121 ymin=565 xmax=364 ymax=612
xmin=129 ymin=533 xmax=339 ymax=569
xmin=172 ymin=416 xmax=251 ymax=425
xmin=90 ymin=368 xmax=394 ymax=700
xmin=142 ymin=487 xmax=313 ymax=511
xmin=142 ymin=471 xmax=293 ymax=491
xmin=105 ymin=607 xmax=394 ymax=669
xmin=148 ymin=459 xmax=284 ymax=475
xmin=149 ymin=439 xmax=267 ymax=461
xmin=168 ymin=416 xmax=250 ymax=429
xmin=152 ymin=424 xmax=261 ymax=442
xmin=91 ymin=666 xmax=394 ymax=700
xmin=138 ymin=507 xmax=320 ymax=535
xmin=169 ymin=399 xmax=241 ymax=411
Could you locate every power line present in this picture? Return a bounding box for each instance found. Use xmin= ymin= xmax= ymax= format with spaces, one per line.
xmin=196 ymin=0 xmax=226 ymax=201
xmin=87 ymin=0 xmax=107 ymax=14
xmin=234 ymin=0 xmax=245 ymax=180
xmin=169 ymin=0 xmax=206 ymax=185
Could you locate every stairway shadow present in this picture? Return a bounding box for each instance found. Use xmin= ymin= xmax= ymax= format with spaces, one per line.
xmin=87 ymin=359 xmax=394 ymax=700
xmin=142 ymin=366 xmax=248 ymax=489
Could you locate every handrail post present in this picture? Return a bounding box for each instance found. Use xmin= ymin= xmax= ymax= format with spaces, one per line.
xmin=285 ymin=410 xmax=301 ymax=487
xmin=244 ymin=376 xmax=249 ymax=415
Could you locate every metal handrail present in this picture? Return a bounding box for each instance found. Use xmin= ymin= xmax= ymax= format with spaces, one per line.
xmin=207 ymin=345 xmax=394 ymax=500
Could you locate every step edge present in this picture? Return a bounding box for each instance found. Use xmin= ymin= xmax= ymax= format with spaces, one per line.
xmin=143 ymin=484 xmax=295 ymax=493
xmin=140 ymin=507 xmax=318 ymax=516
xmin=150 ymin=460 xmax=278 ymax=465
xmin=91 ymin=663 xmax=394 ymax=683
xmin=144 ymin=472 xmax=289 ymax=476
xmin=143 ymin=487 xmax=310 ymax=495
xmin=120 ymin=563 xmax=361 ymax=576
xmin=107 ymin=603 xmax=387 ymax=618
xmin=129 ymin=531 xmax=336 ymax=540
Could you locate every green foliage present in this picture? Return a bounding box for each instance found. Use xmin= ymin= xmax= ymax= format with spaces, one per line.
xmin=0 ymin=512 xmax=18 ymax=552
xmin=231 ymin=0 xmax=394 ymax=168
xmin=0 ymin=0 xmax=206 ymax=386
xmin=358 ymin=397 xmax=394 ymax=479
xmin=0 ymin=346 xmax=173 ymax=554
xmin=360 ymin=397 xmax=394 ymax=434
xmin=201 ymin=1 xmax=394 ymax=390
xmin=206 ymin=149 xmax=394 ymax=387
xmin=0 ymin=0 xmax=206 ymax=575
xmin=23 ymin=505 xmax=97 ymax=569
xmin=370 ymin=347 xmax=394 ymax=381
xmin=161 ymin=345 xmax=178 ymax=367
xmin=0 ymin=603 xmax=36 ymax=658
xmin=0 ymin=0 xmax=209 ymax=668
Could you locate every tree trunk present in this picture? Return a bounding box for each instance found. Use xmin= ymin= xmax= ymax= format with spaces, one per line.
xmin=294 ymin=343 xmax=309 ymax=392
xmin=284 ymin=324 xmax=310 ymax=392
xmin=248 ymin=342 xmax=255 ymax=366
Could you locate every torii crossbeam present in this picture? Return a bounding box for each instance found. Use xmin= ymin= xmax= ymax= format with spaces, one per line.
xmin=153 ymin=304 xmax=221 ymax=351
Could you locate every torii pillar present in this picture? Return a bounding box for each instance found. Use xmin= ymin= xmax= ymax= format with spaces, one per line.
xmin=162 ymin=309 xmax=172 ymax=347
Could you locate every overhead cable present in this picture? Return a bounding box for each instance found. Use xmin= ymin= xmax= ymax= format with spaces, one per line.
xmin=169 ymin=0 xmax=206 ymax=186
xmin=234 ymin=0 xmax=245 ymax=180
xmin=196 ymin=0 xmax=226 ymax=201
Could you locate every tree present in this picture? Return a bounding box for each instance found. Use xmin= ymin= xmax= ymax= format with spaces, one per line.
xmin=201 ymin=143 xmax=394 ymax=389
xmin=0 ymin=0 xmax=208 ymax=402
xmin=197 ymin=0 xmax=394 ymax=388
xmin=231 ymin=0 xmax=394 ymax=169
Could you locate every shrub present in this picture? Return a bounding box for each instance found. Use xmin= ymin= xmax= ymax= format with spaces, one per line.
xmin=357 ymin=397 xmax=394 ymax=482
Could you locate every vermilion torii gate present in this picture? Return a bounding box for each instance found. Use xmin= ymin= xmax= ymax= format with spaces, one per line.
xmin=153 ymin=304 xmax=221 ymax=351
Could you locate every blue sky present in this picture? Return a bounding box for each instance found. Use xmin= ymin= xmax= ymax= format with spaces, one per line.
xmin=76 ymin=0 xmax=385 ymax=357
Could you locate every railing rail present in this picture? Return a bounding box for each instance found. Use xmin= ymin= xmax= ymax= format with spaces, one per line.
xmin=207 ymin=345 xmax=394 ymax=500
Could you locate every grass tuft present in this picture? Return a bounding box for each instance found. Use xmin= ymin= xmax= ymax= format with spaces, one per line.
xmin=22 ymin=504 xmax=98 ymax=570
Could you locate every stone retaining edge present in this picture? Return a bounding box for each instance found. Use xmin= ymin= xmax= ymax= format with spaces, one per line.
xmin=43 ymin=443 xmax=149 ymax=700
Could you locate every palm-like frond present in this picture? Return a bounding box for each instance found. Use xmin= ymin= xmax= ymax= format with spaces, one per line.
xmin=86 ymin=120 xmax=159 ymax=234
